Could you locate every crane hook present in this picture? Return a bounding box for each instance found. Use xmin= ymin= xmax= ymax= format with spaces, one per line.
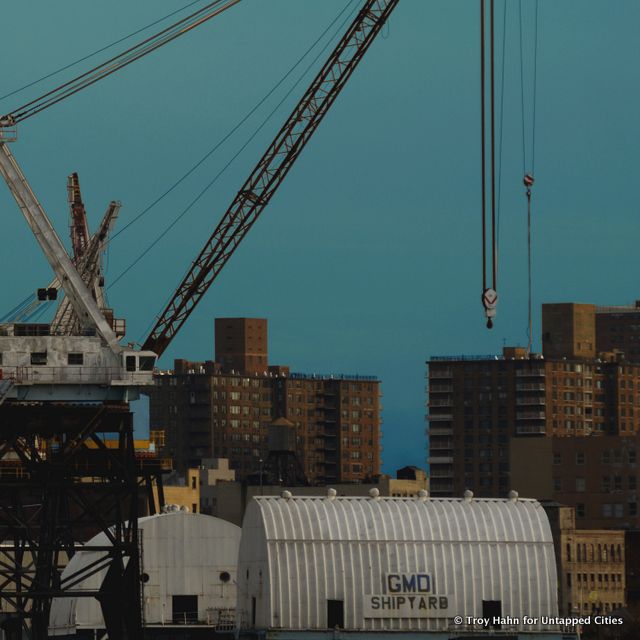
xmin=523 ymin=173 xmax=534 ymax=198
xmin=482 ymin=287 xmax=497 ymax=329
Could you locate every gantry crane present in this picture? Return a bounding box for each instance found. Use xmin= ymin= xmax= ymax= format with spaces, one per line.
xmin=0 ymin=1 xmax=400 ymax=638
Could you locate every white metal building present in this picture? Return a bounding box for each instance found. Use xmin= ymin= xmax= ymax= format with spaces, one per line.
xmin=49 ymin=510 xmax=240 ymax=636
xmin=236 ymin=491 xmax=562 ymax=637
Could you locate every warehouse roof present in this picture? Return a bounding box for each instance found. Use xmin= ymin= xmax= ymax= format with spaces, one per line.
xmin=249 ymin=492 xmax=552 ymax=543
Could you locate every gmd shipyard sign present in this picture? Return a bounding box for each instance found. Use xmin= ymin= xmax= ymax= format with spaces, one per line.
xmin=364 ymin=573 xmax=450 ymax=618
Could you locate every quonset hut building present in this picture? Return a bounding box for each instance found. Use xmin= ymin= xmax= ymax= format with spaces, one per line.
xmin=236 ymin=491 xmax=574 ymax=640
xmin=48 ymin=510 xmax=241 ymax=638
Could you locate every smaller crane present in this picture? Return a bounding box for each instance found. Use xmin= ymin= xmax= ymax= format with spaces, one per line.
xmin=0 ymin=134 xmax=155 ymax=402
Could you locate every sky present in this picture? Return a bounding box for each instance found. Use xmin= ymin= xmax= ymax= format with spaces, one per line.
xmin=1 ymin=1 xmax=639 ymax=474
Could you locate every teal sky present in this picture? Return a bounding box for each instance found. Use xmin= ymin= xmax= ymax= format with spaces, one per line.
xmin=2 ymin=1 xmax=639 ymax=475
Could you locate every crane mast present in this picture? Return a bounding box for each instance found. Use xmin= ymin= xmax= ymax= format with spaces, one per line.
xmin=143 ymin=0 xmax=400 ymax=356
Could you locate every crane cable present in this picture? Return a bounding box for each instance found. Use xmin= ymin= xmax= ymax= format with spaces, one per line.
xmin=520 ymin=0 xmax=539 ymax=354
xmin=0 ymin=0 xmax=208 ymax=104
xmin=2 ymin=0 xmax=240 ymax=125
xmin=480 ymin=0 xmax=498 ymax=329
xmin=109 ymin=0 xmax=361 ymax=299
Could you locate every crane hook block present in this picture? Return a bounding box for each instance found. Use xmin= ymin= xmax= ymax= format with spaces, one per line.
xmin=523 ymin=174 xmax=534 ymax=188
xmin=482 ymin=288 xmax=498 ymax=330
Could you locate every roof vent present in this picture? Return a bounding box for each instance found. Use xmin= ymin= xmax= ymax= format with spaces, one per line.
xmin=463 ymin=489 xmax=474 ymax=502
xmin=281 ymin=490 xmax=292 ymax=500
xmin=369 ymin=488 xmax=380 ymax=499
xmin=508 ymin=490 xmax=519 ymax=502
xmin=327 ymin=488 xmax=337 ymax=500
xmin=417 ymin=489 xmax=429 ymax=501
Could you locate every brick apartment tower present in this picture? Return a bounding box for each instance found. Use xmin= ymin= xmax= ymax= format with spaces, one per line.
xmin=149 ymin=318 xmax=381 ymax=483
xmin=427 ymin=301 xmax=640 ymax=498
xmin=215 ymin=318 xmax=268 ymax=374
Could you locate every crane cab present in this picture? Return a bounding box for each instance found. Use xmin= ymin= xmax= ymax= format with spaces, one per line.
xmin=0 ymin=323 xmax=157 ymax=402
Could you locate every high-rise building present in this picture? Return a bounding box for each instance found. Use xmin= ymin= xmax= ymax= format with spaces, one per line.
xmin=148 ymin=319 xmax=381 ymax=484
xmin=511 ymin=433 xmax=639 ymax=530
xmin=596 ymin=300 xmax=640 ymax=361
xmin=427 ymin=299 xmax=640 ymax=498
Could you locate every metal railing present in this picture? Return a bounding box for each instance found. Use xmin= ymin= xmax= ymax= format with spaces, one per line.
xmin=430 ymin=354 xmax=499 ymax=361
xmin=2 ymin=365 xmax=152 ymax=385
xmin=289 ymin=372 xmax=378 ymax=381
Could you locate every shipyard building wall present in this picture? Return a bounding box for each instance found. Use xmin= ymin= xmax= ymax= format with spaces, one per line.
xmin=49 ymin=511 xmax=241 ymax=635
xmin=236 ymin=494 xmax=558 ymax=633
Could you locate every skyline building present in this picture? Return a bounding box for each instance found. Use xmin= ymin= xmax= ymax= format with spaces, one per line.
xmin=148 ymin=318 xmax=381 ymax=483
xmin=427 ymin=300 xmax=640 ymax=498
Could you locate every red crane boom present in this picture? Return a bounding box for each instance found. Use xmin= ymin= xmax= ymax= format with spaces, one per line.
xmin=142 ymin=0 xmax=400 ymax=357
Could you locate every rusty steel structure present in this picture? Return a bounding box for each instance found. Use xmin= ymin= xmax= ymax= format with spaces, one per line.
xmin=0 ymin=403 xmax=169 ymax=639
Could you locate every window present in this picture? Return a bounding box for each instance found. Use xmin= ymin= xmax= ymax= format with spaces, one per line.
xmin=125 ymin=355 xmax=136 ymax=372
xmin=68 ymin=353 xmax=83 ymax=365
xmin=576 ymin=504 xmax=585 ymax=518
xmin=31 ymin=352 xmax=47 ymax=366
xmin=576 ymin=478 xmax=586 ymax=492
xmin=139 ymin=356 xmax=155 ymax=371
xmin=576 ymin=452 xmax=585 ymax=465
xmin=553 ymin=452 xmax=562 ymax=465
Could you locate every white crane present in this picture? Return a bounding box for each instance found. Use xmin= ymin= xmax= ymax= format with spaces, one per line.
xmin=0 ymin=121 xmax=156 ymax=401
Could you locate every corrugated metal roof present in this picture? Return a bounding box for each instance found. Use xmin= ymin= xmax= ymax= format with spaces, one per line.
xmin=254 ymin=495 xmax=550 ymax=543
xmin=236 ymin=494 xmax=558 ymax=633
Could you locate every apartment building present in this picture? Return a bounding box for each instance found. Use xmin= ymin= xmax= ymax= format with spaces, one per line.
xmin=427 ymin=301 xmax=640 ymax=497
xmin=148 ymin=318 xmax=381 ymax=483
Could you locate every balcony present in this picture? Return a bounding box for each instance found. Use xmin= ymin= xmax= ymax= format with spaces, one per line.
xmin=516 ymin=396 xmax=546 ymax=406
xmin=429 ymin=480 xmax=454 ymax=494
xmin=428 ymin=414 xmax=453 ymax=422
xmin=517 ymin=410 xmax=546 ymax=420
xmin=429 ymin=397 xmax=452 ymax=407
xmin=516 ymin=383 xmax=546 ymax=391
xmin=515 ymin=369 xmax=545 ymax=377
xmin=428 ymin=456 xmax=454 ymax=464
xmin=427 ymin=426 xmax=453 ymax=436
xmin=429 ymin=468 xmax=455 ymax=478
xmin=430 ymin=370 xmax=452 ymax=379
xmin=516 ymin=424 xmax=546 ymax=435
xmin=429 ymin=438 xmax=453 ymax=449
xmin=429 ymin=384 xmax=453 ymax=393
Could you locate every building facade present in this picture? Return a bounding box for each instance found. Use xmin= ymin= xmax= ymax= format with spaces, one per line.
xmin=511 ymin=434 xmax=639 ymax=530
xmin=544 ymin=504 xmax=626 ymax=616
xmin=428 ymin=301 xmax=640 ymax=498
xmin=148 ymin=319 xmax=381 ymax=483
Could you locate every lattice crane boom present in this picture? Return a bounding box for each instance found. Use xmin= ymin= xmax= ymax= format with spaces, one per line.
xmin=142 ymin=0 xmax=400 ymax=357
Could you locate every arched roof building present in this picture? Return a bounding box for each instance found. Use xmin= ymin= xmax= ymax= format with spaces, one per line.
xmin=49 ymin=510 xmax=240 ymax=637
xmin=236 ymin=492 xmax=561 ymax=637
